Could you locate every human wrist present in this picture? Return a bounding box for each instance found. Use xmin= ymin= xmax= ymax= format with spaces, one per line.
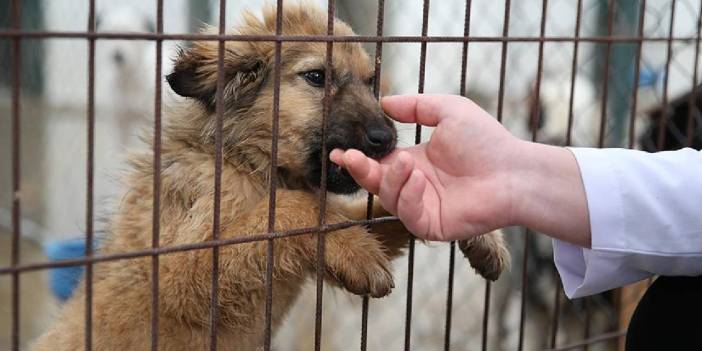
xmin=508 ymin=141 xmax=591 ymax=246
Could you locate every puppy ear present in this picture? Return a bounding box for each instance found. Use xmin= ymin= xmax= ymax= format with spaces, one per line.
xmin=166 ymin=44 xmax=267 ymax=110
xmin=166 ymin=47 xmax=211 ymax=101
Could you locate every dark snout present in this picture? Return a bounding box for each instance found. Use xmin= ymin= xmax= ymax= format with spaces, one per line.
xmin=327 ymin=105 xmax=397 ymax=161
xmin=306 ymin=82 xmax=397 ymax=194
xmin=318 ymin=111 xmax=396 ymax=194
xmin=362 ymin=117 xmax=396 ymax=159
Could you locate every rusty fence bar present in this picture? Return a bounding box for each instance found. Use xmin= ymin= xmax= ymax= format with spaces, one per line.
xmin=658 ymin=0 xmax=678 ymax=149
xmin=151 ymin=1 xmax=164 ymax=350
xmin=448 ymin=2 xmax=474 ymax=348
xmin=552 ymin=0 xmax=586 ymax=339
xmin=313 ymin=1 xmax=336 ymax=349
xmin=208 ymin=0 xmax=227 ymax=349
xmin=4 ymin=1 xmax=702 ymax=350
xmin=404 ymin=1 xmax=431 ymax=350
xmin=518 ymin=1 xmax=549 ymax=350
xmin=263 ymin=1 xmax=284 ymax=350
xmin=628 ymin=0 xmax=647 ymax=150
xmin=495 ymin=0 xmax=512 ymax=124
xmin=0 ymin=218 xmax=400 ymax=276
xmin=10 ymin=0 xmax=22 ymax=350
xmin=687 ymin=2 xmax=702 ymax=147
xmin=598 ymin=0 xmax=617 ymax=149
xmin=85 ymin=0 xmax=96 ymax=348
xmin=1 ymin=30 xmax=701 ymax=43
xmin=361 ymin=0 xmax=387 ymax=349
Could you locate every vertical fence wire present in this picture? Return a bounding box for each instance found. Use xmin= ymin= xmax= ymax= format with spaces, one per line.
xmin=492 ymin=3 xmax=513 ymax=348
xmin=598 ymin=0 xmax=616 ymax=148
xmin=565 ymin=0 xmax=583 ymax=148
xmin=554 ymin=0 xmax=583 ymax=323
xmin=686 ymin=2 xmax=702 ymax=146
xmin=264 ymin=1 xmax=285 ymax=349
xmin=628 ymin=0 xmax=647 ymax=150
xmin=404 ymin=1 xmax=430 ymax=349
xmin=517 ymin=225 xmax=530 ymax=351
xmin=443 ymin=240 xmax=456 ymax=351
xmin=518 ymin=1 xmax=548 ymax=349
xmin=150 ymin=0 xmax=164 ymax=349
xmin=85 ymin=0 xmax=96 ymax=348
xmin=209 ymin=0 xmax=227 ymax=349
xmin=313 ymin=1 xmax=336 ymax=349
xmin=496 ymin=0 xmax=512 ymax=123
xmin=583 ymin=300 xmax=592 ymax=351
xmin=361 ymin=0 xmax=386 ymax=349
xmin=686 ymin=0 xmax=702 ymax=146
xmin=657 ymin=0 xmax=678 ymax=149
xmin=9 ymin=0 xmax=22 ymax=350
xmin=445 ymin=2 xmax=472 ymax=350
xmin=480 ymin=283 xmax=491 ymax=351
xmin=549 ymin=282 xmax=562 ymax=348
xmin=517 ymin=226 xmax=538 ymax=351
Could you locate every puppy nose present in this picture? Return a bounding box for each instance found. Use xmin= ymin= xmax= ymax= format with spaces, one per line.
xmin=365 ymin=128 xmax=394 ymax=156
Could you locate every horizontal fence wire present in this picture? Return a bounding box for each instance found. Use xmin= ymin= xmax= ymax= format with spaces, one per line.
xmin=0 ymin=217 xmax=399 ymax=275
xmin=0 ymin=31 xmax=700 ymax=43
xmin=546 ymin=330 xmax=628 ymax=351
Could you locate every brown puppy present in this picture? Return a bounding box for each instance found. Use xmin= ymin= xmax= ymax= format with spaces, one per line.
xmin=32 ymin=4 xmax=509 ymax=350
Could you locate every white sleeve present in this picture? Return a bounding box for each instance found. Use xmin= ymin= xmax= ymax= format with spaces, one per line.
xmin=553 ymin=147 xmax=702 ymax=299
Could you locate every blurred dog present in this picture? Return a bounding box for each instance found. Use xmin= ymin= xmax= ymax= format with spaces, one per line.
xmin=95 ymin=7 xmax=176 ymax=145
xmin=33 ymin=4 xmax=509 ymax=350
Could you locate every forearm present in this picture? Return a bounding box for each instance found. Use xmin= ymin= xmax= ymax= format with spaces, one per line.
xmin=510 ymin=141 xmax=592 ymax=248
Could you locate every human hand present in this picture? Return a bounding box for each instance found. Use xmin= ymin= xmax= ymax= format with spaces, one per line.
xmin=330 ymin=94 xmax=522 ymax=241
xmin=330 ymin=94 xmax=590 ymax=247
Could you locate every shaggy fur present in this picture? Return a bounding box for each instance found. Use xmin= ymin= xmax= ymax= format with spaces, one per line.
xmin=33 ymin=4 xmax=509 ymax=350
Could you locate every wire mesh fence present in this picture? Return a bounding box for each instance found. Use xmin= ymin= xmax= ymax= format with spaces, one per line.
xmin=1 ymin=0 xmax=701 ymax=350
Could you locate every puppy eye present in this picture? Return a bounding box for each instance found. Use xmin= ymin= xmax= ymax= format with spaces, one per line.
xmin=302 ymin=70 xmax=325 ymax=87
xmin=366 ymin=76 xmax=376 ymax=87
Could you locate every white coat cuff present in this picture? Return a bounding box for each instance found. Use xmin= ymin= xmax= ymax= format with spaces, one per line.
xmin=554 ymin=148 xmax=650 ymax=298
xmin=553 ymin=239 xmax=651 ymax=298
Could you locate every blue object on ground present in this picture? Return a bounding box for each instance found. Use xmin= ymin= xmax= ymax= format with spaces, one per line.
xmin=639 ymin=66 xmax=665 ymax=88
xmin=43 ymin=239 xmax=88 ymax=302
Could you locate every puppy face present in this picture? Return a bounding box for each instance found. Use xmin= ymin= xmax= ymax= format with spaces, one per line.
xmin=166 ymin=4 xmax=396 ymax=194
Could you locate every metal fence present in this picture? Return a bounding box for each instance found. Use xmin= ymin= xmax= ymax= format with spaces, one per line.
xmin=1 ymin=0 xmax=701 ymax=350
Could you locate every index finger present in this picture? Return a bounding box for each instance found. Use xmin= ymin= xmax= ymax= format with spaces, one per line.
xmin=338 ymin=149 xmax=384 ymax=195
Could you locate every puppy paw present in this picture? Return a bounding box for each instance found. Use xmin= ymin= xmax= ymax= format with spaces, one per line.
xmin=458 ymin=231 xmax=511 ymax=281
xmin=324 ymin=238 xmax=395 ymax=298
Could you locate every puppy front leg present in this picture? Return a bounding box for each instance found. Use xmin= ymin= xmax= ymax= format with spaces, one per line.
xmin=341 ymin=195 xmax=411 ymax=258
xmin=236 ymin=190 xmax=395 ymax=298
xmin=458 ymin=232 xmax=511 ymax=281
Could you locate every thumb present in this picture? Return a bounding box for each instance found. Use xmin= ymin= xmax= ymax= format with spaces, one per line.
xmin=381 ymin=94 xmax=475 ymax=127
